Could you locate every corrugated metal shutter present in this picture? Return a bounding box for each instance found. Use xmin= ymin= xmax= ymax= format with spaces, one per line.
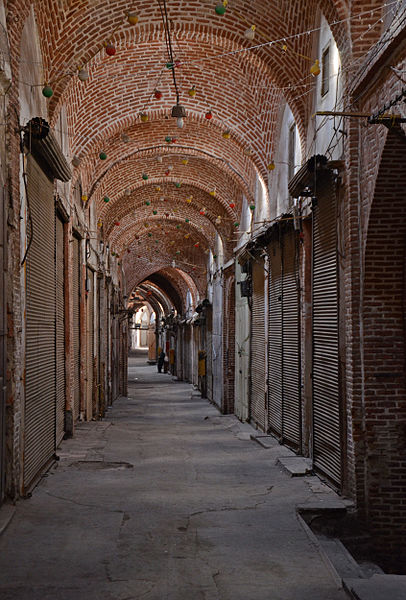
xmin=268 ymin=237 xmax=283 ymax=436
xmin=312 ymin=173 xmax=341 ymax=486
xmin=86 ymin=269 xmax=94 ymax=417
xmin=282 ymin=229 xmax=301 ymax=449
xmin=55 ymin=216 xmax=65 ymax=445
xmin=250 ymin=258 xmax=267 ymax=431
xmin=24 ymin=156 xmax=55 ymax=490
xmin=72 ymin=236 xmax=80 ymax=420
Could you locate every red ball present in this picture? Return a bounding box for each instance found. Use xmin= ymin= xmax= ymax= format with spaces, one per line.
xmin=114 ymin=221 xmax=120 ymax=226
xmin=106 ymin=44 xmax=116 ymax=56
xmin=194 ymin=242 xmax=200 ymax=247
xmin=229 ymin=202 xmax=235 ymax=209
xmin=154 ymin=90 xmax=163 ymax=100
xmin=171 ymin=138 xmax=177 ymax=144
xmin=205 ymin=111 xmax=213 ymax=120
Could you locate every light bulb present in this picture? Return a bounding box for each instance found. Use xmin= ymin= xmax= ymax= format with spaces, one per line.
xmin=177 ymin=117 xmax=184 ymax=128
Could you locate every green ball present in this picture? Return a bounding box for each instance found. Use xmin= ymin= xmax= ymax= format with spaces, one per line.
xmin=103 ymin=196 xmax=110 ymax=203
xmin=145 ymin=201 xmax=151 ymax=206
xmin=42 ymin=85 xmax=53 ymax=98
xmin=166 ymin=62 xmax=174 ymax=69
xmin=175 ymin=182 xmax=181 ymax=188
xmin=215 ymin=4 xmax=227 ymax=15
xmin=213 ymin=254 xmax=217 ymax=259
xmin=165 ymin=136 xmax=172 ymax=143
xmin=148 ymin=233 xmax=152 ymax=237
xmin=176 ymin=225 xmax=181 ymax=229
xmin=99 ymin=152 xmax=107 ymax=160
xmin=249 ymin=204 xmax=255 ymax=210
xmin=234 ymin=222 xmax=240 ymax=227
xmin=176 ymin=250 xmax=180 ymax=255
xmin=142 ymin=173 xmax=149 ymax=180
xmin=185 ymin=218 xmax=189 ymax=223
xmin=153 ymin=210 xmax=157 ymax=215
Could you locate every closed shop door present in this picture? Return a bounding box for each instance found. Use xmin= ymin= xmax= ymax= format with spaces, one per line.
xmin=281 ymin=229 xmax=301 ymax=449
xmin=312 ymin=173 xmax=341 ymax=486
xmin=86 ymin=268 xmax=94 ymax=418
xmin=24 ymin=156 xmax=56 ymax=490
xmin=55 ymin=216 xmax=65 ymax=445
xmin=250 ymin=258 xmax=267 ymax=431
xmin=72 ymin=236 xmax=81 ymax=420
xmin=0 ymin=182 xmax=6 ymax=503
xmin=268 ymin=237 xmax=283 ymax=436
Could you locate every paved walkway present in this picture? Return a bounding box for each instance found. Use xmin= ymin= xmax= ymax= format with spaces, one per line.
xmin=0 ymin=354 xmax=348 ymax=600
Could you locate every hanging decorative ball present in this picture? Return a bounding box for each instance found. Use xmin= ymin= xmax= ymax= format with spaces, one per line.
xmin=213 ymin=254 xmax=217 ymax=259
xmin=105 ymin=43 xmax=116 ymax=56
xmin=205 ymin=110 xmax=213 ymax=120
xmin=127 ymin=248 xmax=131 ymax=253
xmin=165 ymin=212 xmax=169 ymax=217
xmin=148 ymin=232 xmax=152 ymax=237
xmin=244 ymin=25 xmax=256 ymax=41
xmin=165 ymin=170 xmax=170 ymax=176
xmin=209 ymin=189 xmax=216 ymax=197
xmin=42 ymin=84 xmax=53 ymax=98
xmin=186 ymin=197 xmax=193 ymax=204
xmin=144 ymin=222 xmax=149 ymax=227
xmin=114 ymin=221 xmax=120 ymax=226
xmin=99 ymin=151 xmax=107 ymax=160
xmin=125 ymin=188 xmax=131 ymax=196
xmin=310 ymin=59 xmax=320 ymax=76
xmin=127 ymin=12 xmax=139 ymax=25
xmin=176 ymin=225 xmax=181 ymax=229
xmin=153 ymin=210 xmax=158 ymax=215
xmin=167 ymin=165 xmax=174 ymax=171
xmin=140 ymin=113 xmax=149 ymax=123
xmin=199 ymin=208 xmax=206 ymax=215
xmin=175 ymin=250 xmax=180 ymax=255
xmin=155 ymin=186 xmax=161 ymax=191
xmin=111 ymin=251 xmax=116 ymax=256
xmin=81 ymin=195 xmax=88 ymax=202
xmin=165 ymin=136 xmax=172 ymax=143
xmin=194 ymin=242 xmax=200 ymax=248
xmin=154 ymin=89 xmax=163 ymax=100
xmin=181 ymin=158 xmax=189 ymax=165
xmin=137 ymin=255 xmax=141 ymax=258
xmin=184 ymin=233 xmax=190 ymax=239
xmin=78 ymin=68 xmax=89 ymax=81
xmin=142 ymin=173 xmax=149 ymax=180
xmin=229 ymin=202 xmax=235 ymax=209
xmin=172 ymin=137 xmax=178 ymax=144
xmin=249 ymin=204 xmax=255 ymax=210
xmin=103 ymin=196 xmax=110 ymax=203
xmin=234 ymin=222 xmax=240 ymax=227
xmin=215 ymin=1 xmax=228 ymax=16
xmin=175 ymin=182 xmax=181 ymax=188
xmin=157 ymin=156 xmax=163 ymax=163
xmin=185 ymin=218 xmax=189 ymax=223
xmin=166 ymin=62 xmax=174 ymax=69
xmin=145 ymin=200 xmax=151 ymax=206
xmin=222 ymin=129 xmax=231 ymax=139
xmin=188 ymin=86 xmax=196 ymax=98
xmin=215 ymin=216 xmax=222 ymax=224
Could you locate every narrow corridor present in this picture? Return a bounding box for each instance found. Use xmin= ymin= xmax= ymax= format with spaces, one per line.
xmin=0 ymin=352 xmax=347 ymax=600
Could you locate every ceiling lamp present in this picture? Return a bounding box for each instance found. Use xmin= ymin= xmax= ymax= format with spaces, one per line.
xmin=172 ymin=103 xmax=187 ymax=129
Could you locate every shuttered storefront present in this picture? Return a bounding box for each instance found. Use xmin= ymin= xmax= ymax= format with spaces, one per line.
xmin=24 ymin=156 xmax=56 ymax=490
xmin=72 ymin=236 xmax=81 ymax=420
xmin=312 ymin=173 xmax=341 ymax=486
xmin=55 ymin=216 xmax=65 ymax=444
xmin=86 ymin=268 xmax=94 ymax=418
xmin=250 ymin=258 xmax=267 ymax=431
xmin=268 ymin=229 xmax=301 ymax=449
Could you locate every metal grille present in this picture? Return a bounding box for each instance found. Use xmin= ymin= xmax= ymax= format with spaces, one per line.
xmin=55 ymin=216 xmax=65 ymax=445
xmin=72 ymin=236 xmax=80 ymax=420
xmin=268 ymin=237 xmax=283 ymax=436
xmin=250 ymin=259 xmax=267 ymax=431
xmin=312 ymin=173 xmax=341 ymax=486
xmin=0 ymin=181 xmax=7 ymax=503
xmin=281 ymin=229 xmax=301 ymax=449
xmin=24 ymin=156 xmax=55 ymax=490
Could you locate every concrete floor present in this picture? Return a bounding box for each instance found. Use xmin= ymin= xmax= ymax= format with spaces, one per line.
xmin=0 ymin=353 xmax=348 ymax=600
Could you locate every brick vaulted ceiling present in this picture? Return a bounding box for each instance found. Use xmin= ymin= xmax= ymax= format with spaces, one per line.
xmin=14 ymin=0 xmax=374 ymax=308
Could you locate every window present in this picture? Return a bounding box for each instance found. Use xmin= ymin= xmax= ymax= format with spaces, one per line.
xmin=288 ymin=123 xmax=296 ymax=183
xmin=321 ymin=45 xmax=330 ymax=97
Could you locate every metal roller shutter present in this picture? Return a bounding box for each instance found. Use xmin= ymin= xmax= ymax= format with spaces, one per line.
xmin=86 ymin=269 xmax=94 ymax=417
xmin=55 ymin=216 xmax=65 ymax=444
xmin=281 ymin=229 xmax=301 ymax=449
xmin=72 ymin=236 xmax=80 ymax=420
xmin=24 ymin=156 xmax=55 ymax=490
xmin=250 ymin=258 xmax=267 ymax=431
xmin=268 ymin=237 xmax=283 ymax=436
xmin=312 ymin=173 xmax=341 ymax=486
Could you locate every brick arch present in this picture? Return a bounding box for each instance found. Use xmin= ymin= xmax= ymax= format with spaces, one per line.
xmin=129 ymin=265 xmax=201 ymax=311
xmin=362 ymin=128 xmax=406 ymax=570
xmin=87 ymin=138 xmax=255 ymax=208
